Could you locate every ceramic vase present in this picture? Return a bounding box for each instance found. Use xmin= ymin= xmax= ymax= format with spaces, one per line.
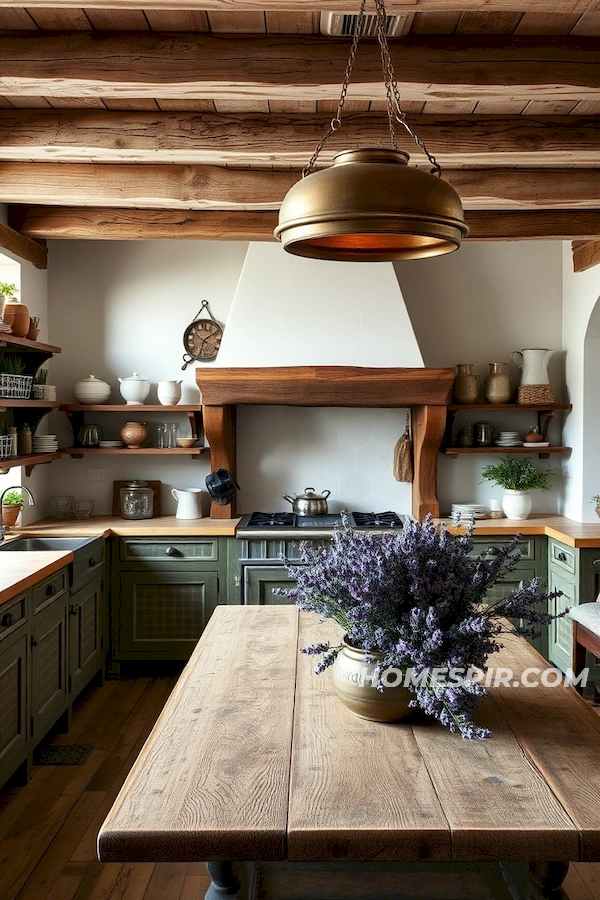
xmin=511 ymin=349 xmax=553 ymax=386
xmin=331 ymin=639 xmax=412 ymax=722
xmin=5 ymin=301 xmax=30 ymax=338
xmin=120 ymin=420 xmax=148 ymax=449
xmin=454 ymin=364 xmax=480 ymax=404
xmin=485 ymin=362 xmax=511 ymax=404
xmin=157 ymin=380 xmax=182 ymax=405
xmin=501 ymin=490 xmax=532 ymax=520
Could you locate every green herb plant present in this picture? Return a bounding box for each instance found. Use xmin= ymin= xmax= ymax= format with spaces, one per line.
xmin=0 ymin=282 xmax=18 ymax=299
xmin=0 ymin=355 xmax=26 ymax=376
xmin=481 ymin=456 xmax=554 ymax=492
xmin=33 ymin=368 xmax=48 ymax=385
xmin=2 ymin=489 xmax=24 ymax=507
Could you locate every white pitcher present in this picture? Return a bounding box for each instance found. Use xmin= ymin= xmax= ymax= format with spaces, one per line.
xmin=511 ymin=348 xmax=553 ymax=385
xmin=157 ymin=380 xmax=182 ymax=405
xmin=171 ymin=487 xmax=204 ymax=519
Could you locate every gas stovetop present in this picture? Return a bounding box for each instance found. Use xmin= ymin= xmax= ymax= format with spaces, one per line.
xmin=237 ymin=510 xmax=408 ymax=538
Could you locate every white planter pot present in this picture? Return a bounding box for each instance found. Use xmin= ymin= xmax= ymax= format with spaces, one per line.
xmin=502 ymin=489 xmax=532 ymax=520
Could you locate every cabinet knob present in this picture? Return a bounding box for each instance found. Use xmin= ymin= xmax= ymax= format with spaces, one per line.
xmin=88 ymin=556 xmax=97 ymax=568
xmin=69 ymin=604 xmax=77 ymax=616
xmin=557 ymin=552 xmax=567 ymax=562
xmin=1 ymin=612 xmax=15 ymax=627
xmin=485 ymin=546 xmax=500 ymax=556
xmin=46 ymin=584 xmax=57 ymax=596
xmin=165 ymin=546 xmax=181 ymax=557
xmin=31 ymin=636 xmax=38 ymax=648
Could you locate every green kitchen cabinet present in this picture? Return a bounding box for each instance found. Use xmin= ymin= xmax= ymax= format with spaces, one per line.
xmin=30 ymin=579 xmax=68 ymax=745
xmin=548 ymin=538 xmax=600 ymax=675
xmin=111 ymin=537 xmax=230 ymax=661
xmin=69 ymin=571 xmax=104 ymax=699
xmin=243 ymin=565 xmax=297 ymax=606
xmin=0 ymin=616 xmax=28 ymax=789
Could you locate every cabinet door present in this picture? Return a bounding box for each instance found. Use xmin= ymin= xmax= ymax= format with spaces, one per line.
xmin=548 ymin=568 xmax=577 ymax=674
xmin=117 ymin=571 xmax=218 ymax=659
xmin=69 ymin=574 xmax=103 ymax=699
xmin=31 ymin=599 xmax=68 ymax=743
xmin=0 ymin=629 xmax=27 ymax=789
xmin=483 ymin=566 xmax=548 ymax=659
xmin=244 ymin=566 xmax=297 ymax=606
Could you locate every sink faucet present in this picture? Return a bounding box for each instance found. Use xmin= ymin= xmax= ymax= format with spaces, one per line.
xmin=0 ymin=485 xmax=35 ymax=542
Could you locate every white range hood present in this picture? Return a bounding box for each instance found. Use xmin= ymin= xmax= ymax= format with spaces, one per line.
xmin=215 ymin=243 xmax=424 ymax=368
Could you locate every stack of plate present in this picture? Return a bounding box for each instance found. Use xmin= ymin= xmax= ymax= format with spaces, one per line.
xmin=98 ymin=440 xmax=123 ymax=448
xmin=495 ymin=431 xmax=522 ymax=447
xmin=451 ymin=503 xmax=488 ymax=520
xmin=33 ymin=434 xmax=58 ymax=453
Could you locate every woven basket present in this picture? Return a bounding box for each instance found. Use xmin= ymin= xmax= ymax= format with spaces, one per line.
xmin=517 ymin=384 xmax=554 ymax=405
xmin=0 ymin=435 xmax=11 ymax=460
xmin=0 ymin=373 xmax=33 ymax=399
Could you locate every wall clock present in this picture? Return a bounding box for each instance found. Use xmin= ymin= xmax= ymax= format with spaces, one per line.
xmin=181 ymin=300 xmax=224 ymax=369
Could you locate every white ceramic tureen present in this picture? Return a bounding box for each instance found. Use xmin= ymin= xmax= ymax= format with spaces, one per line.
xmin=118 ymin=373 xmax=150 ymax=405
xmin=73 ymin=375 xmax=111 ymax=404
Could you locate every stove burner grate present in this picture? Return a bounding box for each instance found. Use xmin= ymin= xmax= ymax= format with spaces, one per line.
xmin=351 ymin=511 xmax=403 ymax=528
xmin=247 ymin=512 xmax=296 ymax=527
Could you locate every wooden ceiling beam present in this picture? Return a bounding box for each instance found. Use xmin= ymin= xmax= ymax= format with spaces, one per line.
xmin=572 ymin=239 xmax=600 ymax=271
xmin=0 ymin=220 xmax=46 ymax=269
xmin=0 ymin=110 xmax=599 ymax=168
xmin=0 ymin=34 xmax=598 ymax=102
xmin=0 ymin=1 xmax=595 ymax=11
xmin=9 ymin=206 xmax=600 ymax=243
xmin=2 ymin=162 xmax=600 ymax=210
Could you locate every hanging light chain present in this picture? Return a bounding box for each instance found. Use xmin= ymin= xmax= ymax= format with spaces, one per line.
xmin=303 ymin=0 xmax=366 ymax=176
xmin=303 ymin=0 xmax=442 ymax=177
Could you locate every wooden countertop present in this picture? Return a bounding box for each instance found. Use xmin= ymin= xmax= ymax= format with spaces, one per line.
xmin=439 ymin=515 xmax=600 ymax=547
xmin=0 ymin=550 xmax=73 ymax=605
xmin=6 ymin=515 xmax=241 ymax=538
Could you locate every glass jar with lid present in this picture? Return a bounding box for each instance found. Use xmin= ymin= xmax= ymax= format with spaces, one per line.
xmin=119 ymin=480 xmax=154 ymax=519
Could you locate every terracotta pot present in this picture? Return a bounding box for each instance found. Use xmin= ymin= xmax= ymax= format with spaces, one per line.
xmin=2 ymin=504 xmax=22 ymax=527
xmin=331 ymin=639 xmax=413 ymax=722
xmin=120 ymin=420 xmax=148 ymax=449
xmin=4 ymin=301 xmax=30 ymax=338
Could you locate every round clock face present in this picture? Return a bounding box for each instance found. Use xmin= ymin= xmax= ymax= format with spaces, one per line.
xmin=184 ymin=319 xmax=223 ymax=362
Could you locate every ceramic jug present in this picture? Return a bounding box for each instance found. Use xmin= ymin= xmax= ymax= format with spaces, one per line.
xmin=453 ymin=364 xmax=480 ymax=404
xmin=171 ymin=487 xmax=203 ymax=519
xmin=157 ymin=380 xmax=182 ymax=406
xmin=485 ymin=362 xmax=511 ymax=404
xmin=120 ymin=420 xmax=148 ymax=449
xmin=511 ymin=349 xmax=553 ymax=385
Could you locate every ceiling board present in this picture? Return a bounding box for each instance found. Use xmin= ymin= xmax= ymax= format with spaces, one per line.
xmin=0 ymin=8 xmax=36 ymax=28
xmin=456 ymin=12 xmax=524 ymax=32
xmin=143 ymin=9 xmax=209 ymax=30
xmin=514 ymin=13 xmax=582 ymax=34
xmin=27 ymin=8 xmax=91 ymax=28
xmin=265 ymin=11 xmax=320 ymax=33
xmin=411 ymin=12 xmax=461 ymax=34
xmin=85 ymin=9 xmax=150 ymax=29
xmin=207 ymin=11 xmax=266 ymax=32
xmin=570 ymin=12 xmax=600 ymax=34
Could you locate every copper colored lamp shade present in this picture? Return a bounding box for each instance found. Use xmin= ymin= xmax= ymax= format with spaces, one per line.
xmin=275 ymin=149 xmax=469 ymax=262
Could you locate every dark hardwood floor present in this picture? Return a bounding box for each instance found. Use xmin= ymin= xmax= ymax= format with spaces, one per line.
xmin=0 ymin=671 xmax=599 ymax=899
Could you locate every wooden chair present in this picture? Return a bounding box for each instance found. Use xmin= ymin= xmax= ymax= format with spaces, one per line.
xmin=569 ymin=599 xmax=600 ymax=697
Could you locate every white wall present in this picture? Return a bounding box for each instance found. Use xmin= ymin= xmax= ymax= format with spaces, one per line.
xmin=44 ymin=238 xmax=568 ymax=518
xmin=396 ymin=241 xmax=565 ymax=516
xmin=562 ymin=244 xmax=600 ymax=521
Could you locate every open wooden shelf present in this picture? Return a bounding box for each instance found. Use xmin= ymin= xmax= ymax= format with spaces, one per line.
xmin=0 ymin=452 xmax=61 ymax=475
xmin=62 ymin=447 xmax=207 ymax=457
xmin=60 ymin=404 xmax=200 ymax=412
xmin=443 ymin=446 xmax=571 ymax=459
xmin=448 ymin=403 xmax=572 ymax=412
xmin=0 ymin=400 xmax=60 ymax=409
xmin=0 ymin=333 xmax=61 ymax=354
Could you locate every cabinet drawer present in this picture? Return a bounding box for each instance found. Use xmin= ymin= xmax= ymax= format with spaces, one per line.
xmin=471 ymin=537 xmax=536 ymax=562
xmin=549 ymin=540 xmax=577 ymax=577
xmin=0 ymin=593 xmax=27 ymax=640
xmin=120 ymin=539 xmax=219 ymax=564
xmin=32 ymin=568 xmax=67 ymax=614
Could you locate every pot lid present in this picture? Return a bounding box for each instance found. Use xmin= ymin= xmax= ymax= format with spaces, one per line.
xmin=120 ymin=372 xmax=148 ymax=382
xmin=294 ymin=487 xmax=329 ymax=500
xmin=77 ymin=374 xmax=109 ymax=384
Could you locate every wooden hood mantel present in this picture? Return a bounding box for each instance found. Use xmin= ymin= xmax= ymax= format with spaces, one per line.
xmin=196 ymin=366 xmax=455 ymax=520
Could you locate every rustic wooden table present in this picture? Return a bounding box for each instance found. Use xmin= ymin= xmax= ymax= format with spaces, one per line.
xmin=98 ymin=606 xmax=600 ymax=900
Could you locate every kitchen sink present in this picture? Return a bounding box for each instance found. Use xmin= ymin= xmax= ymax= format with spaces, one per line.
xmin=0 ymin=536 xmax=97 ymax=552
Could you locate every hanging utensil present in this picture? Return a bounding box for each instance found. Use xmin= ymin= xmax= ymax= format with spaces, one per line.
xmin=393 ymin=414 xmax=413 ymax=482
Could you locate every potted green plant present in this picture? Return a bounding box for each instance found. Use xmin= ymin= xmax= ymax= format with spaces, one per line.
xmin=481 ymin=456 xmax=554 ymax=520
xmin=592 ymin=495 xmax=600 ymax=520
xmin=1 ymin=488 xmax=24 ymax=528
xmin=0 ymin=354 xmax=32 ymax=399
xmin=32 ymin=367 xmax=57 ymax=401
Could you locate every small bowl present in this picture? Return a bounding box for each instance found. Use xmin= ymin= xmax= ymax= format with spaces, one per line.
xmin=176 ymin=438 xmax=197 ymax=449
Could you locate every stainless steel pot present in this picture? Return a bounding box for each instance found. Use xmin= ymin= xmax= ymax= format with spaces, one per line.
xmin=283 ymin=487 xmax=331 ymax=516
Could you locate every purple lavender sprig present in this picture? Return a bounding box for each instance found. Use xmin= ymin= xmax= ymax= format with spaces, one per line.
xmin=279 ymin=513 xmax=564 ymax=740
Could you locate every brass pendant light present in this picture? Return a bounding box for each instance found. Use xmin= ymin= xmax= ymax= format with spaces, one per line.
xmin=274 ymin=0 xmax=468 ymax=262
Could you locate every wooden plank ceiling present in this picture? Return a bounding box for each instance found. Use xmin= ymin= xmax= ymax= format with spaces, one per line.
xmin=0 ymin=0 xmax=599 ymax=249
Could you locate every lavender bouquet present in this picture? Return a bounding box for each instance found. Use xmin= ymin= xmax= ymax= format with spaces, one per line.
xmin=280 ymin=514 xmax=561 ymax=740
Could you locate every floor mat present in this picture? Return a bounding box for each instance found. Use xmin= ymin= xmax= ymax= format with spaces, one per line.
xmin=34 ymin=743 xmax=94 ymax=766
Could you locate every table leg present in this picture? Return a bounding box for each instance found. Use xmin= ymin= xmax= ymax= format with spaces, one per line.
xmin=205 ymin=862 xmax=242 ymax=900
xmin=501 ymin=860 xmax=569 ymax=899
